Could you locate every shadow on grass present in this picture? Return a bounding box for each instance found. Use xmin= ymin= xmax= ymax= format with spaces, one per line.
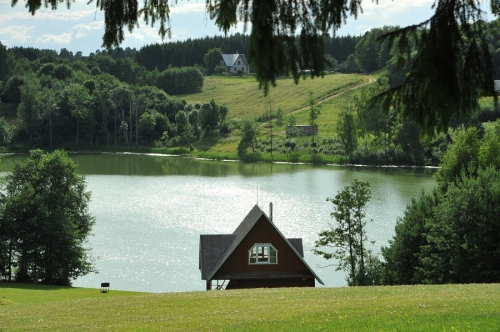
xmin=0 ymin=281 xmax=72 ymax=291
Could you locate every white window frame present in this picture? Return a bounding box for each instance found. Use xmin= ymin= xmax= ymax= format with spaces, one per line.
xmin=248 ymin=243 xmax=278 ymax=264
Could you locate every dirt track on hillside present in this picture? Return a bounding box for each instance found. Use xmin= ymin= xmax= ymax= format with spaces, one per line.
xmin=288 ymin=75 xmax=376 ymax=115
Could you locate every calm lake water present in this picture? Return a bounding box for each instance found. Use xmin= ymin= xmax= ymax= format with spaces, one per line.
xmin=1 ymin=153 xmax=436 ymax=293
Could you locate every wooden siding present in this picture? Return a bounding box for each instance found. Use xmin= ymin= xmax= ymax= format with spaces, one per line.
xmin=225 ymin=278 xmax=314 ymax=289
xmin=214 ymin=215 xmax=314 ymax=277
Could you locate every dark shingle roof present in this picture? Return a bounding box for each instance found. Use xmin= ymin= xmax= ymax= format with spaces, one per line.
xmin=199 ymin=234 xmax=236 ymax=280
xmin=287 ymin=238 xmax=304 ymax=257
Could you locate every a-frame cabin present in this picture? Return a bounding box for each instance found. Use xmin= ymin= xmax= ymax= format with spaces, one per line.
xmin=199 ymin=205 xmax=324 ymax=290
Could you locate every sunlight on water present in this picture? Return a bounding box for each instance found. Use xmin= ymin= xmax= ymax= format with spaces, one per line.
xmin=73 ymin=164 xmax=435 ymax=293
xmin=2 ymin=153 xmax=435 ymax=293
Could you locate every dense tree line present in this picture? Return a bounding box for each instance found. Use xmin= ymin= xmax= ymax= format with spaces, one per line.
xmin=135 ymin=33 xmax=360 ymax=73
xmin=136 ymin=34 xmax=251 ymax=72
xmin=382 ymin=123 xmax=500 ymax=284
xmin=0 ymin=41 xmax=230 ymax=150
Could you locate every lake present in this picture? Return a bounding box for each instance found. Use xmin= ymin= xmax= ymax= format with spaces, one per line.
xmin=0 ymin=153 xmax=436 ymax=293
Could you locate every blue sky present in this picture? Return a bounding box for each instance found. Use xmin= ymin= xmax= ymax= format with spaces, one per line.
xmin=0 ymin=0 xmax=492 ymax=55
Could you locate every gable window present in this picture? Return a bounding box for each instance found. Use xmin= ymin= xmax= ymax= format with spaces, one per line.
xmin=249 ymin=243 xmax=277 ymax=264
xmin=238 ymin=60 xmax=241 ymax=65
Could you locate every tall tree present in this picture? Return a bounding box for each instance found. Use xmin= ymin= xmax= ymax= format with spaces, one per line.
xmin=314 ymin=179 xmax=372 ymax=286
xmin=17 ymin=77 xmax=42 ymax=145
xmin=204 ymin=48 xmax=223 ymax=75
xmin=237 ymin=120 xmax=257 ymax=155
xmin=336 ymin=105 xmax=358 ymax=161
xmin=0 ymin=149 xmax=96 ymax=285
xmin=66 ymin=84 xmax=91 ymax=146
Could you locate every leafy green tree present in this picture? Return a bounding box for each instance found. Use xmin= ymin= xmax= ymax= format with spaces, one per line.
xmin=204 ymin=48 xmax=223 ymax=75
xmin=175 ymin=110 xmax=194 ymax=143
xmin=395 ymin=118 xmax=424 ymax=165
xmin=324 ymin=54 xmax=339 ymax=72
xmin=383 ymin=166 xmax=500 ymax=285
xmin=336 ymin=105 xmax=357 ymax=161
xmin=36 ymin=88 xmax=59 ymax=148
xmin=188 ymin=109 xmax=201 ymax=138
xmin=381 ymin=190 xmax=440 ymax=285
xmin=199 ymin=101 xmax=219 ymax=134
xmin=2 ymin=75 xmax=25 ymax=104
xmin=219 ymin=104 xmax=229 ymax=125
xmin=478 ymin=120 xmax=500 ymax=167
xmin=214 ymin=64 xmax=228 ymax=75
xmin=308 ymin=91 xmax=320 ymax=127
xmin=0 ymin=42 xmax=12 ymax=83
xmin=344 ymin=54 xmax=358 ymax=73
xmin=17 ymin=77 xmax=39 ymax=142
xmin=138 ymin=111 xmax=157 ymax=143
xmin=237 ymin=120 xmax=257 ymax=155
xmin=355 ymin=26 xmax=397 ymax=73
xmin=66 ymin=84 xmax=91 ymax=146
xmin=314 ymin=180 xmax=373 ymax=286
xmin=285 ymin=115 xmax=300 ymax=138
xmin=434 ymin=126 xmax=480 ymax=190
xmin=276 ymin=107 xmax=284 ymax=125
xmin=0 ymin=149 xmax=96 ymax=285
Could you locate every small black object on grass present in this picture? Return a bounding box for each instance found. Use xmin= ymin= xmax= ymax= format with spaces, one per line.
xmin=100 ymin=282 xmax=110 ymax=293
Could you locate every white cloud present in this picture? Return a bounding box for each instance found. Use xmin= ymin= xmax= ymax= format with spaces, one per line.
xmin=0 ymin=8 xmax=95 ymax=22
xmin=124 ymin=26 xmax=164 ymax=45
xmin=169 ymin=2 xmax=206 ymax=15
xmin=0 ymin=25 xmax=34 ymax=43
xmin=71 ymin=21 xmax=104 ymax=39
xmin=36 ymin=33 xmax=72 ymax=45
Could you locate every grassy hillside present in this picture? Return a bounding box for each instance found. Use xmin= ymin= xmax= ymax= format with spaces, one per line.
xmin=177 ymin=73 xmax=374 ymax=161
xmin=1 ymin=282 xmax=499 ymax=331
xmin=180 ymin=73 xmax=369 ymax=121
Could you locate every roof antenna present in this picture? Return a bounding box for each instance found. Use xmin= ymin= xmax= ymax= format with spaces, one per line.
xmin=269 ymin=202 xmax=273 ymax=222
xmin=256 ymin=185 xmax=259 ymax=206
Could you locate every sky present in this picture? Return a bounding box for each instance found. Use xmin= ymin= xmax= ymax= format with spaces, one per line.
xmin=0 ymin=0 xmax=494 ymax=55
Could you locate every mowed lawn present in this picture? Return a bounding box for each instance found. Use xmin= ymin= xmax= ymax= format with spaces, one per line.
xmin=1 ymin=282 xmax=499 ymax=331
xmin=180 ymin=74 xmax=368 ymax=120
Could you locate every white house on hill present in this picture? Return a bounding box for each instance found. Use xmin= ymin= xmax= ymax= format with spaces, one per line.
xmin=220 ymin=53 xmax=250 ymax=74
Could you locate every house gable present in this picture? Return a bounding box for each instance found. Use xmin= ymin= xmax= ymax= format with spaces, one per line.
xmin=220 ymin=53 xmax=250 ymax=73
xmin=213 ymin=214 xmax=314 ymax=279
xmin=202 ymin=205 xmax=323 ymax=285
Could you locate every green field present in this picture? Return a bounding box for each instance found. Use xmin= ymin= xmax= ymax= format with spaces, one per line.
xmin=181 ymin=73 xmax=369 ymax=121
xmin=1 ymin=282 xmax=499 ymax=331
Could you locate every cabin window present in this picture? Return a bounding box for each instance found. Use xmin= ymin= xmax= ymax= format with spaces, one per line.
xmin=249 ymin=243 xmax=278 ymax=264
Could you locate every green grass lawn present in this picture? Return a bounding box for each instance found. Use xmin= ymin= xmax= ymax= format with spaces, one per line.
xmin=1 ymin=282 xmax=499 ymax=331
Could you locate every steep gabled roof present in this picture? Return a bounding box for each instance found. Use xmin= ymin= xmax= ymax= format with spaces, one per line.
xmin=199 ymin=234 xmax=236 ymax=280
xmin=221 ymin=53 xmax=250 ymax=67
xmin=200 ymin=205 xmax=323 ymax=285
